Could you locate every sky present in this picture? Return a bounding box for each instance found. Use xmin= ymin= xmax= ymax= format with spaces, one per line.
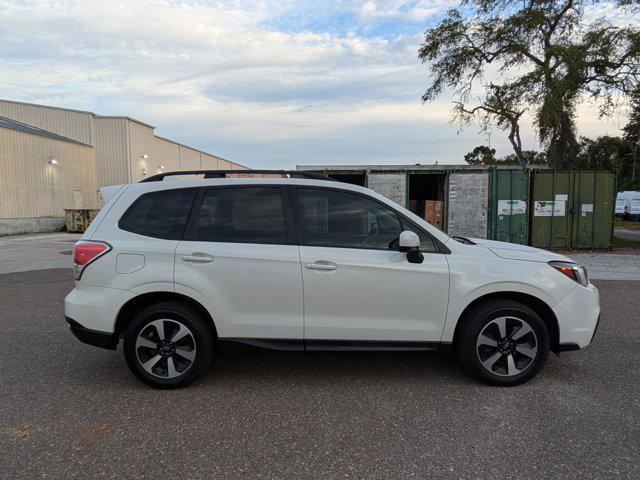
xmin=0 ymin=0 xmax=634 ymax=168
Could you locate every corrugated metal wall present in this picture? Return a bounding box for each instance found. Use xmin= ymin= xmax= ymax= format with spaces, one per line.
xmin=201 ymin=153 xmax=219 ymax=170
xmin=487 ymin=169 xmax=530 ymax=244
xmin=93 ymin=117 xmax=130 ymax=189
xmin=531 ymin=171 xmax=615 ymax=249
xmin=1 ymin=100 xmax=246 ymax=188
xmin=447 ymin=172 xmax=489 ymax=239
xmin=179 ymin=145 xmax=201 ymax=170
xmin=0 ymin=128 xmax=95 ymax=218
xmin=0 ymin=100 xmax=94 ymax=146
xmin=0 ymin=100 xmax=247 ymax=232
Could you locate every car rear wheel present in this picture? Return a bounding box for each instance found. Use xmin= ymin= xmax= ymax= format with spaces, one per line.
xmin=457 ymin=299 xmax=550 ymax=386
xmin=123 ymin=302 xmax=213 ymax=389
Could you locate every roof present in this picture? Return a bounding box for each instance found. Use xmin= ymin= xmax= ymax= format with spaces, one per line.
xmin=0 ymin=116 xmax=92 ymax=146
xmin=297 ymin=164 xmax=536 ymax=172
xmin=0 ymin=98 xmax=247 ymax=167
xmin=0 ymin=98 xmax=153 ymax=127
xmin=153 ymin=135 xmax=241 ymax=167
xmin=0 ymin=98 xmax=95 ymax=115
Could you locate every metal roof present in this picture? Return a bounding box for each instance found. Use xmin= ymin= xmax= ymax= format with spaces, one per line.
xmin=0 ymin=116 xmax=91 ymax=146
xmin=297 ymin=164 xmax=546 ymax=172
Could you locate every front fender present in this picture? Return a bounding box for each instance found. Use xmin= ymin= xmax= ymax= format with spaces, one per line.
xmin=440 ymin=256 xmax=576 ymax=343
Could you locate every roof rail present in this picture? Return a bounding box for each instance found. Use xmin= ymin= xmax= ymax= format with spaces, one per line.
xmin=139 ymin=169 xmax=335 ymax=183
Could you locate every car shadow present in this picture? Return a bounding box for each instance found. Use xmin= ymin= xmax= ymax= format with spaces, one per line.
xmin=198 ymin=342 xmax=467 ymax=385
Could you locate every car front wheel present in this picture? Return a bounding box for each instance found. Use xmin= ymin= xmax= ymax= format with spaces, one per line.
xmin=457 ymin=299 xmax=550 ymax=386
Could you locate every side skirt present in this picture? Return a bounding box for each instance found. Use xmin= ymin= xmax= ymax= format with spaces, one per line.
xmin=220 ymin=338 xmax=441 ymax=352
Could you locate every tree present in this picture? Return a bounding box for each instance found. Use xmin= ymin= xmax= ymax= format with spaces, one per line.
xmin=623 ymin=91 xmax=640 ymax=144
xmin=464 ymin=145 xmax=497 ymax=164
xmin=464 ymin=146 xmax=546 ymax=165
xmin=576 ymin=135 xmax=638 ymax=187
xmin=419 ymin=0 xmax=640 ymax=170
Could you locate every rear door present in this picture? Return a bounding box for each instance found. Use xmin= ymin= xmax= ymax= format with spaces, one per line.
xmin=292 ymin=186 xmax=450 ymax=345
xmin=174 ymin=186 xmax=304 ymax=341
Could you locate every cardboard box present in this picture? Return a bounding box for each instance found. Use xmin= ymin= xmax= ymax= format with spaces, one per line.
xmin=422 ymin=200 xmax=444 ymax=229
xmin=433 ymin=201 xmax=444 ymax=229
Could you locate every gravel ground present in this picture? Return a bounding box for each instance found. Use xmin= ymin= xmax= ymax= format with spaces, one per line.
xmin=1 ymin=268 xmax=639 ymax=479
xmin=614 ymin=228 xmax=640 ymax=241
xmin=0 ymin=232 xmax=81 ymax=274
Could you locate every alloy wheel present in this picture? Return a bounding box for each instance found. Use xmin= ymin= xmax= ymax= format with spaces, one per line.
xmin=476 ymin=316 xmax=538 ymax=377
xmin=135 ymin=319 xmax=197 ymax=379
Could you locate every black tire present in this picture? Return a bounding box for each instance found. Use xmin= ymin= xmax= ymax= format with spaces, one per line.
xmin=457 ymin=299 xmax=550 ymax=387
xmin=123 ymin=301 xmax=214 ymax=389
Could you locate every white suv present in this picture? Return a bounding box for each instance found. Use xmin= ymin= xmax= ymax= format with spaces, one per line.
xmin=65 ymin=170 xmax=601 ymax=388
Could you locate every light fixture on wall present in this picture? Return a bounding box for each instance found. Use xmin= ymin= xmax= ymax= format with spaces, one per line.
xmin=140 ymin=154 xmax=149 ymax=176
xmin=158 ymin=165 xmax=166 ymax=170
xmin=48 ymin=158 xmax=58 ymax=165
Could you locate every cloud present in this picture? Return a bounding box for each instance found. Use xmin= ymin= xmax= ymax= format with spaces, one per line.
xmin=352 ymin=0 xmax=454 ymax=23
xmin=0 ymin=0 xmax=632 ymax=168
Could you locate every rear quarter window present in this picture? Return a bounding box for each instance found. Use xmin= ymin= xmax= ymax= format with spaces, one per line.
xmin=118 ymin=188 xmax=197 ymax=240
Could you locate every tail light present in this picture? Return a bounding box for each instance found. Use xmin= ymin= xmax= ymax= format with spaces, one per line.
xmin=73 ymin=241 xmax=111 ymax=280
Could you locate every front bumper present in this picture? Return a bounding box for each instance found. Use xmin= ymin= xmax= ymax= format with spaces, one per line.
xmin=66 ymin=317 xmax=118 ymax=350
xmin=552 ymin=283 xmax=601 ymax=349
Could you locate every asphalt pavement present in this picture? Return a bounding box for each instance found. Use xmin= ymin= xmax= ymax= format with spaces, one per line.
xmin=1 ymin=268 xmax=639 ymax=479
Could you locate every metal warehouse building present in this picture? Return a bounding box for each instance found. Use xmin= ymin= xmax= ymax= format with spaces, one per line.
xmin=0 ymin=99 xmax=247 ymax=235
xmin=297 ymin=164 xmax=616 ymax=249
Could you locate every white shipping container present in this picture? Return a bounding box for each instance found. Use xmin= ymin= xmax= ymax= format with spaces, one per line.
xmin=447 ymin=172 xmax=489 ymax=239
xmin=616 ymin=191 xmax=640 ymax=216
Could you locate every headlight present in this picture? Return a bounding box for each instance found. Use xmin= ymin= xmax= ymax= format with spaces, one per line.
xmin=549 ymin=261 xmax=589 ymax=287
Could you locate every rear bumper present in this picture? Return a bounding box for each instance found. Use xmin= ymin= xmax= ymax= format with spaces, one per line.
xmin=66 ymin=317 xmax=118 ymax=350
xmin=65 ymin=283 xmax=134 ymax=332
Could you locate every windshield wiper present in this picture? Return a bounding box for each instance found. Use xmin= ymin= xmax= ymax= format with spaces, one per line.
xmin=452 ymin=236 xmax=476 ymax=245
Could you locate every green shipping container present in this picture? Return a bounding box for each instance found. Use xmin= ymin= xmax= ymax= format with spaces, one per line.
xmin=487 ymin=169 xmax=530 ymax=244
xmin=531 ymin=171 xmax=615 ymax=249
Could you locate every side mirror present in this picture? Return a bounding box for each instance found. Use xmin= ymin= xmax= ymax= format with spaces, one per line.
xmin=399 ymin=231 xmax=424 ymax=264
xmin=399 ymin=231 xmax=420 ymax=252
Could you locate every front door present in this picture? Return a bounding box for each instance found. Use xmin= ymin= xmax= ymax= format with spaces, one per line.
xmin=292 ymin=186 xmax=450 ymax=345
xmin=174 ymin=186 xmax=303 ymax=341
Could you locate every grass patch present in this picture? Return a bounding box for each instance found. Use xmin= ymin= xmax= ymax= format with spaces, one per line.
xmin=614 ymin=218 xmax=640 ymax=230
xmin=612 ymin=236 xmax=640 ymax=249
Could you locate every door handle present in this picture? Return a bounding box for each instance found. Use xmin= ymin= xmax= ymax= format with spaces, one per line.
xmin=182 ymin=253 xmax=214 ymax=263
xmin=305 ymin=261 xmax=337 ymax=271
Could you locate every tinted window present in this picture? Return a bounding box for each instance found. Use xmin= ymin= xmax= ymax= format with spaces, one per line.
xmin=296 ymin=188 xmax=403 ymax=249
xmin=119 ymin=188 xmax=196 ymax=240
xmin=195 ymin=187 xmax=288 ymax=244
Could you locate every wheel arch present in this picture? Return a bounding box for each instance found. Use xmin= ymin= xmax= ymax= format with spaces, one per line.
xmin=114 ymin=291 xmax=218 ymax=341
xmin=450 ymin=292 xmax=560 ymax=353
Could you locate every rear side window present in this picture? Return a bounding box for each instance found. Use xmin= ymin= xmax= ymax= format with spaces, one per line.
xmin=119 ymin=188 xmax=196 ymax=240
xmin=194 ymin=187 xmax=288 ymax=244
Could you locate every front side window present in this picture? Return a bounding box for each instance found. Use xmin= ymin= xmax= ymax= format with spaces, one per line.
xmin=295 ymin=188 xmax=403 ymax=250
xmin=119 ymin=188 xmax=196 ymax=240
xmin=194 ymin=187 xmax=288 ymax=244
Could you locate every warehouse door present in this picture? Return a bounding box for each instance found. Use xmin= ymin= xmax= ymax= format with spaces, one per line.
xmin=447 ymin=172 xmax=489 ymax=239
xmin=73 ymin=190 xmax=83 ymax=209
